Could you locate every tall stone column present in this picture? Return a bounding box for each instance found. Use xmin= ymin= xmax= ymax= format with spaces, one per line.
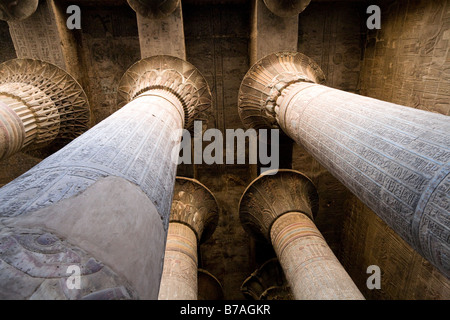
xmin=0 ymin=59 xmax=90 ymax=160
xmin=238 ymin=51 xmax=450 ymax=278
xmin=0 ymin=55 xmax=211 ymax=299
xmin=158 ymin=177 xmax=219 ymax=300
xmin=239 ymin=169 xmax=364 ymax=300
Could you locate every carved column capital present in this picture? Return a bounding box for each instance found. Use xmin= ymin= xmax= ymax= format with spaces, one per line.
xmin=263 ymin=0 xmax=311 ymax=17
xmin=0 ymin=59 xmax=90 ymax=158
xmin=127 ymin=0 xmax=180 ymax=19
xmin=239 ymin=169 xmax=319 ymax=241
xmin=238 ymin=52 xmax=324 ymax=130
xmin=198 ymin=269 xmax=224 ymax=300
xmin=0 ymin=0 xmax=38 ymax=21
xmin=170 ymin=177 xmax=219 ymax=244
xmin=118 ymin=55 xmax=211 ymax=131
xmin=241 ymin=258 xmax=292 ymax=300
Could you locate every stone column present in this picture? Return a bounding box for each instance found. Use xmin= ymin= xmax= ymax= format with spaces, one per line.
xmin=263 ymin=0 xmax=311 ymax=17
xmin=239 ymin=169 xmax=364 ymax=300
xmin=0 ymin=59 xmax=90 ymax=160
xmin=158 ymin=177 xmax=219 ymax=300
xmin=238 ymin=51 xmax=450 ymax=278
xmin=0 ymin=55 xmax=211 ymax=299
xmin=0 ymin=0 xmax=38 ymax=21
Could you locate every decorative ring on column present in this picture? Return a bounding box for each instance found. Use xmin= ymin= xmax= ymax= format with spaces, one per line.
xmin=170 ymin=177 xmax=219 ymax=243
xmin=117 ymin=55 xmax=212 ymax=132
xmin=0 ymin=59 xmax=90 ymax=153
xmin=238 ymin=52 xmax=325 ymax=130
xmin=239 ymin=169 xmax=319 ymax=242
xmin=263 ymin=0 xmax=311 ymax=17
xmin=127 ymin=0 xmax=180 ymax=19
xmin=0 ymin=0 xmax=39 ymax=21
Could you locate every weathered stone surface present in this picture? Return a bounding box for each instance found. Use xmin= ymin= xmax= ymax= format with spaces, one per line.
xmin=0 ymin=225 xmax=138 ymax=300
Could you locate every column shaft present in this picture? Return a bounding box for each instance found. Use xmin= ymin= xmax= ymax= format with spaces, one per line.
xmin=158 ymin=222 xmax=198 ymax=300
xmin=270 ymin=212 xmax=364 ymax=300
xmin=0 ymin=89 xmax=184 ymax=299
xmin=277 ymin=81 xmax=450 ymax=276
xmin=0 ymin=97 xmax=27 ymax=159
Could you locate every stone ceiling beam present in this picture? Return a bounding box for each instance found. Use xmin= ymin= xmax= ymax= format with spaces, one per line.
xmin=6 ymin=0 xmax=83 ymax=82
xmin=250 ymin=0 xmax=298 ymax=66
xmin=132 ymin=0 xmax=186 ymax=60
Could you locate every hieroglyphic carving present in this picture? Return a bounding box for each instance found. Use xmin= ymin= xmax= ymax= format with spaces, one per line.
xmin=276 ymin=80 xmax=450 ymax=277
xmin=0 ymin=226 xmax=138 ymax=300
xmin=137 ymin=2 xmax=185 ymax=60
xmin=7 ymin=1 xmax=66 ymax=69
xmin=0 ymin=91 xmax=183 ymax=228
xmin=0 ymin=59 xmax=90 ymax=158
xmin=238 ymin=51 xmax=450 ymax=278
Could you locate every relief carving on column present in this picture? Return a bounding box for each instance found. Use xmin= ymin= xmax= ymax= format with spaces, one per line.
xmin=127 ymin=0 xmax=180 ymax=19
xmin=239 ymin=169 xmax=319 ymax=242
xmin=0 ymin=59 xmax=90 ymax=154
xmin=0 ymin=226 xmax=138 ymax=300
xmin=170 ymin=177 xmax=219 ymax=243
xmin=117 ymin=55 xmax=211 ymax=131
xmin=0 ymin=0 xmax=38 ymax=21
xmin=238 ymin=52 xmax=325 ymax=130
